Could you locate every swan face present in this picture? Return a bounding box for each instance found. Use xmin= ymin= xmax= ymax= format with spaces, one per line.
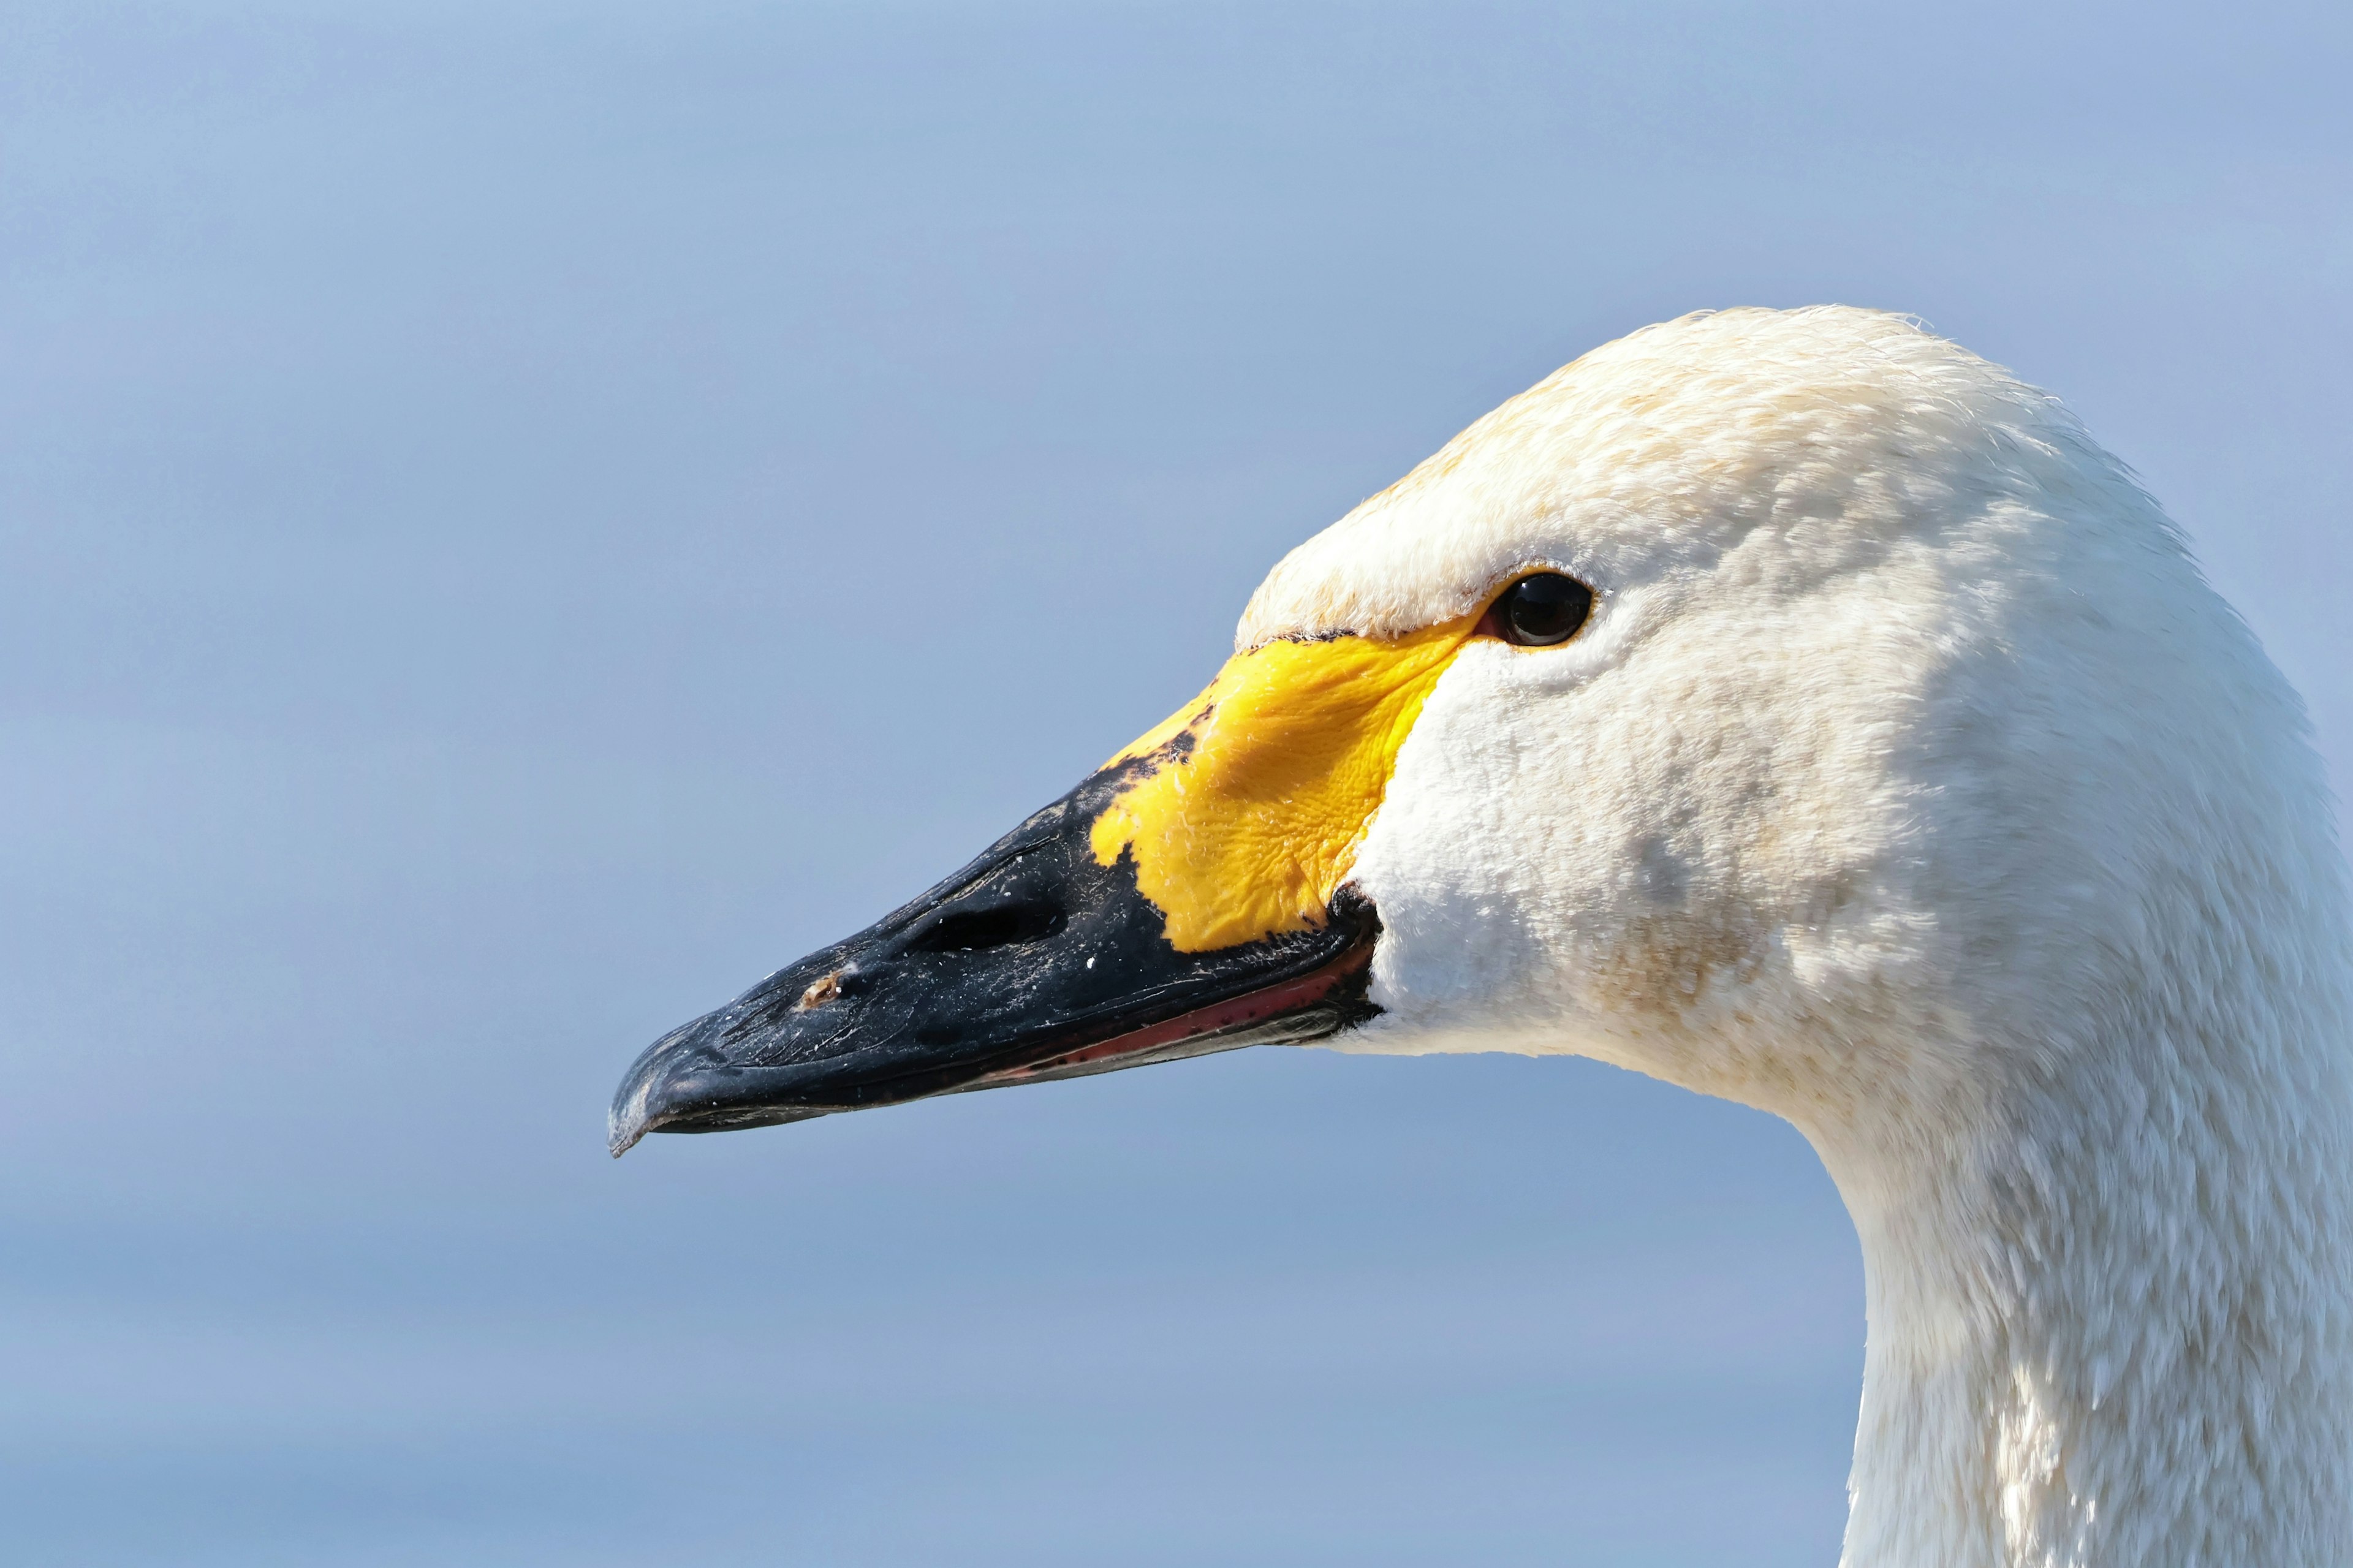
xmin=612 ymin=305 xmax=2325 ymax=1154
xmin=1297 ymin=308 xmax=2330 ymax=1140
xmin=1275 ymin=306 xmax=1990 ymax=1119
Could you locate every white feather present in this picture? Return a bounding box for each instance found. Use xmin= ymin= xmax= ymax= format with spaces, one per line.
xmin=1256 ymin=308 xmax=2353 ymax=1567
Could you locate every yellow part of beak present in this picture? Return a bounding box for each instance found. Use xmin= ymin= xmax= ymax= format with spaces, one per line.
xmin=1088 ymin=618 xmax=1477 ymax=953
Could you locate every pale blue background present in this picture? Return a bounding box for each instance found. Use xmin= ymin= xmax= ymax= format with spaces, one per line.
xmin=4 ymin=3 xmax=2348 ymax=1564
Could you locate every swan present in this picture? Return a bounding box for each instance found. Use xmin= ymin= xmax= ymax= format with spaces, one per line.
xmin=610 ymin=306 xmax=2353 ymax=1567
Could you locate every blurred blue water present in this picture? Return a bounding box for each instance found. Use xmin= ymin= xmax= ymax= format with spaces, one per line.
xmin=2 ymin=2 xmax=2346 ymax=1562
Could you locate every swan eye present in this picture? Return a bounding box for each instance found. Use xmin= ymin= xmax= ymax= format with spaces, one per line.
xmin=1488 ymin=572 xmax=1593 ymax=646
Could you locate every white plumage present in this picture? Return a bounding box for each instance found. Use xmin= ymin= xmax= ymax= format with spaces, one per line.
xmin=1251 ymin=308 xmax=2353 ymax=1567
xmin=615 ymin=303 xmax=2353 ymax=1566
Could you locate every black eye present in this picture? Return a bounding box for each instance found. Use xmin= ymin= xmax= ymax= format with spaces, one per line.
xmin=1488 ymin=572 xmax=1593 ymax=646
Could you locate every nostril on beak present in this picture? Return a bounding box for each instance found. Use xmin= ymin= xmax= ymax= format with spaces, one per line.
xmin=905 ymin=900 xmax=1066 ymax=955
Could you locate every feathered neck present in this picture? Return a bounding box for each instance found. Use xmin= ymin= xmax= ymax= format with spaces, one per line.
xmin=1811 ymin=916 xmax=2353 ymax=1567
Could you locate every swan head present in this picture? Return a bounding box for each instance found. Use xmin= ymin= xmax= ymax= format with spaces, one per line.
xmin=611 ymin=306 xmax=2339 ymax=1162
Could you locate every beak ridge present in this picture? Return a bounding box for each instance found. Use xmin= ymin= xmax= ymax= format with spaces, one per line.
xmin=606 ymin=757 xmax=1382 ymax=1153
xmin=605 ymin=619 xmax=1476 ymax=1152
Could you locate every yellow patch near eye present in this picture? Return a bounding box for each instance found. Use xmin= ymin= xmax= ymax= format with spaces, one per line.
xmin=1088 ymin=619 xmax=1476 ymax=953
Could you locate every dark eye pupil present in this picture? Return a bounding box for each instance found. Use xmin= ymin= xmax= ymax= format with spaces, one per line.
xmin=1498 ymin=573 xmax=1592 ymax=645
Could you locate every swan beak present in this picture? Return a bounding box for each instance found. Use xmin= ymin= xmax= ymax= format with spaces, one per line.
xmin=608 ymin=620 xmax=1474 ymax=1155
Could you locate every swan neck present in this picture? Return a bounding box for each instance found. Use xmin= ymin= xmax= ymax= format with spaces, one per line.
xmin=1821 ymin=1010 xmax=2353 ymax=1568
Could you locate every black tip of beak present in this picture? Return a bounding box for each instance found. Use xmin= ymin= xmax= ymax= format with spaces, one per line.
xmin=607 ymin=768 xmax=1383 ymax=1154
xmin=607 ymin=997 xmax=843 ymax=1156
